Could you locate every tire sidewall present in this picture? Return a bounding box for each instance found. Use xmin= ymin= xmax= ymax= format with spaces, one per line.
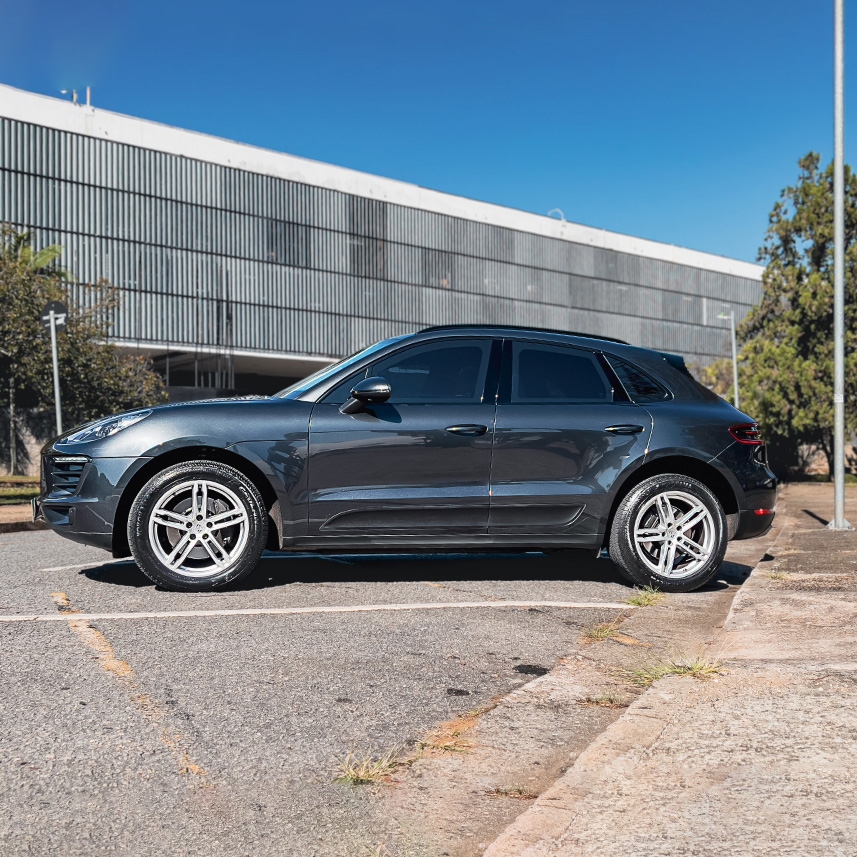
xmin=610 ymin=474 xmax=727 ymax=592
xmin=128 ymin=460 xmax=267 ymax=591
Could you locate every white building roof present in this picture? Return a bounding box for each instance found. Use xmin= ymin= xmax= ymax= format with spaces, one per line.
xmin=0 ymin=83 xmax=763 ymax=281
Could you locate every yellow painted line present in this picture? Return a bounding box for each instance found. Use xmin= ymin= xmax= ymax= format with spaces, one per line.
xmin=50 ymin=592 xmax=210 ymax=785
xmin=0 ymin=599 xmax=635 ymax=623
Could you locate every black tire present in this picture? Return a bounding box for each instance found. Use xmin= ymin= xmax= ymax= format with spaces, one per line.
xmin=128 ymin=460 xmax=268 ymax=591
xmin=608 ymin=474 xmax=727 ymax=592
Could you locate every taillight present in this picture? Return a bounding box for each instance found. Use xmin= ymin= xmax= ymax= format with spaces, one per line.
xmin=730 ymin=423 xmax=764 ymax=445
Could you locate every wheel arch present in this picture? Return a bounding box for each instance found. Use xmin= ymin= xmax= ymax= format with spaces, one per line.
xmin=603 ymin=454 xmax=740 ymax=547
xmin=112 ymin=446 xmax=279 ymax=557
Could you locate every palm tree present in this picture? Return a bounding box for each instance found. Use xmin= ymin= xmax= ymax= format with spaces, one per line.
xmin=1 ymin=228 xmax=72 ymax=280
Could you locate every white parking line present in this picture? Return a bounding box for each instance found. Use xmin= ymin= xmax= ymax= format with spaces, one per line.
xmin=0 ymin=599 xmax=635 ymax=623
xmin=40 ymin=561 xmax=132 ymax=572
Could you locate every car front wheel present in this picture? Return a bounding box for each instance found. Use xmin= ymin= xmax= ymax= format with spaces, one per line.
xmin=608 ymin=474 xmax=727 ymax=592
xmin=128 ymin=460 xmax=268 ymax=591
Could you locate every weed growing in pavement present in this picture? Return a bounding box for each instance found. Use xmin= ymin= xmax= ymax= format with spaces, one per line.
xmin=334 ymin=747 xmax=402 ymax=785
xmin=625 ymin=585 xmax=665 ymax=607
xmin=363 ymin=844 xmax=389 ymax=857
xmin=580 ymin=692 xmax=628 ymax=708
xmin=486 ymin=784 xmax=537 ymax=800
xmin=623 ymin=652 xmax=726 ymax=687
xmin=765 ymin=570 xmax=790 ymax=581
xmin=583 ymin=617 xmax=623 ymax=642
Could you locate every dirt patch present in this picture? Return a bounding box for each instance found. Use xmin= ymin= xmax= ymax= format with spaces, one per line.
xmin=774 ymin=572 xmax=857 ymax=591
xmin=373 ymin=515 xmax=782 ymax=857
xmin=416 ymin=704 xmax=498 ymax=758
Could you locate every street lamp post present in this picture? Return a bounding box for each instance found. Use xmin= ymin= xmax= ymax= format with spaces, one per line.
xmin=718 ymin=310 xmax=740 ymax=411
xmin=0 ymin=347 xmax=15 ymax=475
xmin=831 ymin=0 xmax=851 ymax=529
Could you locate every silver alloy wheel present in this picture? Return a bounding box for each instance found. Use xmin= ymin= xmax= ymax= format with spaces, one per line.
xmin=632 ymin=490 xmax=716 ymax=580
xmin=147 ymin=479 xmax=250 ymax=578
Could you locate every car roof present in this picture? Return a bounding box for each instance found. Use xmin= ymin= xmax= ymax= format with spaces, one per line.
xmin=419 ymin=324 xmax=629 ymax=345
xmin=414 ymin=324 xmax=704 ymax=395
xmin=414 ymin=324 xmax=662 ymax=358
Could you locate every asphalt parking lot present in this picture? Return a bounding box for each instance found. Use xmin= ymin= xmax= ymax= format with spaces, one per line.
xmin=0 ymin=530 xmax=764 ymax=857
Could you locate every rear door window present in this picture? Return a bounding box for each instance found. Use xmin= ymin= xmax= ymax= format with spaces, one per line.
xmin=509 ymin=342 xmax=611 ymax=403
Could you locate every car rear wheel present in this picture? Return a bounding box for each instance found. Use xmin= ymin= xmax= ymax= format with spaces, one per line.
xmin=608 ymin=474 xmax=727 ymax=592
xmin=128 ymin=460 xmax=267 ymax=591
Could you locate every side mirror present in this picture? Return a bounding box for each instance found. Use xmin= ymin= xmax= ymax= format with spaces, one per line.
xmin=340 ymin=376 xmax=392 ymax=414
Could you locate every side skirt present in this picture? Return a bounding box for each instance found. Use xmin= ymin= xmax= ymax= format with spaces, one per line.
xmin=279 ymin=533 xmax=604 ymax=554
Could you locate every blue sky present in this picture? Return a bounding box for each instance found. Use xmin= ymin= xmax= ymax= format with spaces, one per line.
xmin=0 ymin=1 xmax=846 ymax=262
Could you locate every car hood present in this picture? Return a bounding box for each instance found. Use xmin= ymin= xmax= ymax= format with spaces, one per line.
xmin=48 ymin=396 xmax=313 ymax=459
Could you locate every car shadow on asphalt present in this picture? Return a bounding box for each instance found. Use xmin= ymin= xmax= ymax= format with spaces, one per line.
xmin=80 ymin=551 xmax=748 ymax=594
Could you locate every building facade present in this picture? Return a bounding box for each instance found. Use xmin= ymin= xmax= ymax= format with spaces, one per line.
xmin=0 ymin=84 xmax=764 ymax=397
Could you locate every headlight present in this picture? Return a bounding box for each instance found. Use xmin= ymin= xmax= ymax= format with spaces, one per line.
xmin=62 ymin=410 xmax=152 ymax=443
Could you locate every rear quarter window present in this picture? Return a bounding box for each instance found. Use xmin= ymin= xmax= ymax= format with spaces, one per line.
xmin=607 ymin=357 xmax=671 ymax=403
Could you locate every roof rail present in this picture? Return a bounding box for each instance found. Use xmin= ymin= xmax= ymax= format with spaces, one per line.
xmin=418 ymin=324 xmax=629 ymax=345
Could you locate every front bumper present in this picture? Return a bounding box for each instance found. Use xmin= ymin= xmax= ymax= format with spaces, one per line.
xmin=37 ymin=454 xmax=149 ymax=552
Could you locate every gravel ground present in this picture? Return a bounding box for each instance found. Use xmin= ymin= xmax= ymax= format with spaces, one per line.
xmin=1 ymin=532 xmax=638 ymax=857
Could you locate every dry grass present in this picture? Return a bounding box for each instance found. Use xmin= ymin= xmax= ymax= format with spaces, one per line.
xmin=625 ymin=585 xmax=665 ymax=607
xmin=765 ymin=570 xmax=790 ymax=581
xmin=486 ymin=784 xmax=537 ymax=800
xmin=363 ymin=845 xmax=389 ymax=857
xmin=583 ymin=617 xmax=623 ymax=642
xmin=334 ymin=747 xmax=402 ymax=785
xmin=580 ymin=692 xmax=628 ymax=708
xmin=623 ymin=652 xmax=726 ymax=688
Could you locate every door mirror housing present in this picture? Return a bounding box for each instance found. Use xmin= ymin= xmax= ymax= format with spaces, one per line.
xmin=340 ymin=376 xmax=392 ymax=413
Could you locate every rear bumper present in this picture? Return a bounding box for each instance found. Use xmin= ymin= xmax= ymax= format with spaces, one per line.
xmin=734 ymin=508 xmax=775 ymax=540
xmin=733 ymin=480 xmax=777 ymax=540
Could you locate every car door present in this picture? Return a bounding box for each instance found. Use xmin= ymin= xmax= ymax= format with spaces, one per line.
xmin=307 ymin=338 xmax=500 ymax=536
xmin=489 ymin=339 xmax=651 ymax=536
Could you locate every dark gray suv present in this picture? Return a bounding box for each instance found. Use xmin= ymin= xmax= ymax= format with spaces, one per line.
xmin=35 ymin=325 xmax=776 ymax=592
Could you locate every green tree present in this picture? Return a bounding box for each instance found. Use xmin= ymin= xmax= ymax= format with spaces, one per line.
xmin=713 ymin=153 xmax=857 ymax=479
xmin=0 ymin=225 xmax=167 ymax=474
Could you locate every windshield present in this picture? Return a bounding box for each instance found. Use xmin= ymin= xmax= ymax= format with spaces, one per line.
xmin=274 ymin=336 xmax=407 ymax=398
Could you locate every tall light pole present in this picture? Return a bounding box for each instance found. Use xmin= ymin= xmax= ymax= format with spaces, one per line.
xmin=831 ymin=0 xmax=851 ymax=529
xmin=718 ymin=310 xmax=740 ymax=410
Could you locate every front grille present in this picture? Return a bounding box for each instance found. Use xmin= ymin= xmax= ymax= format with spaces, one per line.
xmin=46 ymin=456 xmax=89 ymax=496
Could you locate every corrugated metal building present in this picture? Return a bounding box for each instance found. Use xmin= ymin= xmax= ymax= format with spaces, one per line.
xmin=0 ymin=84 xmax=764 ymax=397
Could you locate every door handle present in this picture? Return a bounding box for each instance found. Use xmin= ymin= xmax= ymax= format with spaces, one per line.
xmin=446 ymin=424 xmax=488 ymax=436
xmin=605 ymin=424 xmax=645 ymax=435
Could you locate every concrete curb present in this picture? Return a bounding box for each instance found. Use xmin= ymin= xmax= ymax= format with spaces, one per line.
xmin=481 ymin=513 xmax=791 ymax=857
xmin=482 ymin=677 xmax=687 ymax=857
